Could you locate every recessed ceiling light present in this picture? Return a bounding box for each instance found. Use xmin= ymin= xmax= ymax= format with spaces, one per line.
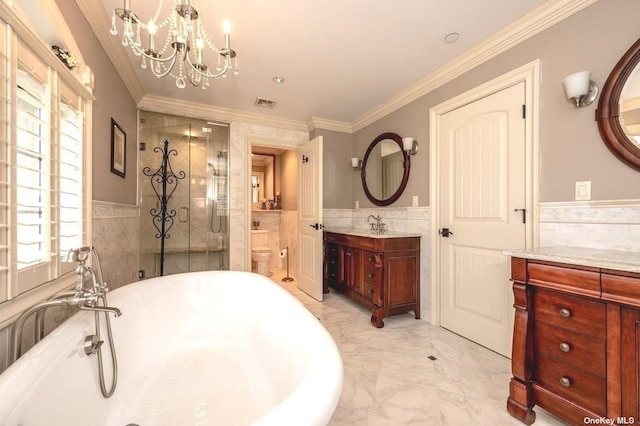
xmin=444 ymin=33 xmax=460 ymax=43
xmin=272 ymin=76 xmax=285 ymax=84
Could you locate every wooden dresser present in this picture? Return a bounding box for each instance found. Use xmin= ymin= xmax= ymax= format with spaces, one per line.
xmin=507 ymin=247 xmax=640 ymax=425
xmin=323 ymin=230 xmax=420 ymax=328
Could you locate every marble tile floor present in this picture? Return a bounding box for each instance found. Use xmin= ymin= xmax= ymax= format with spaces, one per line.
xmin=267 ymin=268 xmax=567 ymax=426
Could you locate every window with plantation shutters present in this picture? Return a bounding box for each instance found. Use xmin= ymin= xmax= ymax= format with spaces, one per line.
xmin=57 ymin=96 xmax=83 ymax=275
xmin=0 ymin=24 xmax=8 ymax=304
xmin=0 ymin=1 xmax=92 ymax=324
xmin=0 ymin=38 xmax=89 ymax=301
xmin=15 ymin=67 xmax=51 ymax=292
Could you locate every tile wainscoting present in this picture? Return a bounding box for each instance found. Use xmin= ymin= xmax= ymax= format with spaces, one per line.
xmin=539 ymin=200 xmax=640 ymax=250
xmin=92 ymin=201 xmax=141 ymax=290
xmin=324 ymin=207 xmax=430 ymax=320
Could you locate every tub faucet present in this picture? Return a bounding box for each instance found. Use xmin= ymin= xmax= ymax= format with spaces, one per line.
xmin=80 ymin=305 xmax=122 ymax=317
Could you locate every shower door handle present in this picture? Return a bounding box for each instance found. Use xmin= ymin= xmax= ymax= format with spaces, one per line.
xmin=178 ymin=207 xmax=189 ymax=223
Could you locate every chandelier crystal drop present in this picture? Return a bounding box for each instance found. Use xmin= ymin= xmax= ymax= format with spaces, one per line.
xmin=111 ymin=0 xmax=239 ymax=90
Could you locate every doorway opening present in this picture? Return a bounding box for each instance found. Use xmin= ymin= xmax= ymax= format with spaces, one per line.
xmin=249 ymin=144 xmax=298 ymax=281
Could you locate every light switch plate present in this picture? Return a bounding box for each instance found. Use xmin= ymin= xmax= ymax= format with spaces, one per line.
xmin=355 ymin=200 xmax=359 ymax=209
xmin=412 ymin=196 xmax=419 ymax=207
xmin=575 ymin=181 xmax=591 ymax=201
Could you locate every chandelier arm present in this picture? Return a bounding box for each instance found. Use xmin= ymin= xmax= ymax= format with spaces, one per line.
xmin=127 ymin=37 xmax=180 ymax=64
xmin=186 ymin=55 xmax=230 ymax=79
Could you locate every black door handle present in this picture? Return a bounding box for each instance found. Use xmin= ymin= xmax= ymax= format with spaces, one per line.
xmin=309 ymin=223 xmax=324 ymax=230
xmin=439 ymin=228 xmax=453 ymax=237
xmin=514 ymin=208 xmax=526 ymax=224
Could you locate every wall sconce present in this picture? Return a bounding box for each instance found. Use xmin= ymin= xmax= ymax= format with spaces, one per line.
xmin=402 ymin=137 xmax=419 ymax=155
xmin=351 ymin=157 xmax=362 ymax=171
xmin=563 ymin=71 xmax=598 ymax=108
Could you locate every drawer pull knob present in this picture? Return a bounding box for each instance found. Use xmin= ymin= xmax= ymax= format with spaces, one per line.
xmin=368 ymin=288 xmax=373 ymax=294
xmin=559 ymin=343 xmax=571 ymax=353
xmin=559 ymin=308 xmax=571 ymax=318
xmin=369 ymin=257 xmax=374 ymax=262
xmin=559 ymin=377 xmax=571 ymax=387
xmin=368 ymin=273 xmax=374 ymax=278
xmin=346 ymin=252 xmax=352 ymax=257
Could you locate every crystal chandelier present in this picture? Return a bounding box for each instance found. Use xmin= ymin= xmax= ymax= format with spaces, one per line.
xmin=110 ymin=0 xmax=238 ymax=89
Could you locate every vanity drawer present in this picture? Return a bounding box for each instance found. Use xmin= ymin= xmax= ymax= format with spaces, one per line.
xmin=533 ymin=321 xmax=605 ymax=377
xmin=361 ymin=282 xmax=374 ymax=300
xmin=528 ymin=262 xmax=600 ymax=297
xmin=601 ymin=271 xmax=640 ymax=308
xmin=533 ymin=289 xmax=606 ymax=338
xmin=363 ymin=266 xmax=378 ymax=284
xmin=534 ymin=354 xmax=606 ymax=415
xmin=362 ymin=251 xmax=381 ymax=284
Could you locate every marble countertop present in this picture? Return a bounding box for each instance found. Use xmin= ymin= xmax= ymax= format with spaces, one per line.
xmin=324 ymin=228 xmax=421 ymax=239
xmin=503 ymin=246 xmax=640 ymax=274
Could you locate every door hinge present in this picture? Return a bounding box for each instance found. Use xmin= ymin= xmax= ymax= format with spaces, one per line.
xmin=302 ymin=155 xmax=309 ymax=163
xmin=522 ymin=104 xmax=526 ymax=119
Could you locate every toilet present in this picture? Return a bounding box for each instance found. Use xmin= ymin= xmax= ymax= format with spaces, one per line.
xmin=251 ymin=230 xmax=272 ymax=276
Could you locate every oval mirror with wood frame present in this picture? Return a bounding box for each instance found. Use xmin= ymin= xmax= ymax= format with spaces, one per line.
xmin=596 ymin=37 xmax=640 ymax=172
xmin=361 ymin=132 xmax=410 ymax=206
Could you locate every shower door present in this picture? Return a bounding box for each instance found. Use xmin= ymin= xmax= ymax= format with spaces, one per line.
xmin=138 ymin=111 xmax=230 ymax=278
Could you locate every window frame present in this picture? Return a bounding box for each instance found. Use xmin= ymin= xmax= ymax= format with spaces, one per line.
xmin=0 ymin=1 xmax=93 ymax=329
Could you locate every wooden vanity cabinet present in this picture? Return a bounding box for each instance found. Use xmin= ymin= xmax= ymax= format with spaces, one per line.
xmin=508 ymin=258 xmax=640 ymax=425
xmin=323 ymin=231 xmax=420 ymax=328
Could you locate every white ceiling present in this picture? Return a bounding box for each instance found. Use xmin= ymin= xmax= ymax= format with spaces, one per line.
xmin=99 ymin=0 xmax=546 ymax=125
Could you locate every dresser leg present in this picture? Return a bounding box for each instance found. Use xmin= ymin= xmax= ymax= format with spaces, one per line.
xmin=370 ymin=310 xmax=385 ymax=328
xmin=507 ymin=379 xmax=536 ymax=425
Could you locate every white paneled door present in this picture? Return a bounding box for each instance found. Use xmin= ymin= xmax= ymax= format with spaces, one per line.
xmin=439 ymin=82 xmax=526 ymax=357
xmin=297 ymin=136 xmax=323 ymax=301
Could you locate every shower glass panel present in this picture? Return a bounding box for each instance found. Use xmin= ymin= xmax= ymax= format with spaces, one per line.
xmin=138 ymin=111 xmax=230 ymax=278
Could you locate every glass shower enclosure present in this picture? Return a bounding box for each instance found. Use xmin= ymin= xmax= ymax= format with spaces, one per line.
xmin=138 ymin=111 xmax=229 ymax=278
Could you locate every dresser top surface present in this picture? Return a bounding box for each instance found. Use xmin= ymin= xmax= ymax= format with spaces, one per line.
xmin=504 ymin=246 xmax=640 ymax=273
xmin=324 ymin=228 xmax=421 ymax=239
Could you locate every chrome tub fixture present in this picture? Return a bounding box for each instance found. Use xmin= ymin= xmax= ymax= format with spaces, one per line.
xmin=10 ymin=246 xmax=121 ymax=398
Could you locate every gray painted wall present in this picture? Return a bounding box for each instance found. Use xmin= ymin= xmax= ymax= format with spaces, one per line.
xmin=313 ymin=129 xmax=354 ymax=209
xmin=353 ymin=0 xmax=640 ymax=206
xmin=56 ymin=0 xmax=138 ymax=205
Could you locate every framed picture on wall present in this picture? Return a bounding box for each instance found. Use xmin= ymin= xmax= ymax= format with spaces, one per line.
xmin=110 ymin=118 xmax=126 ymax=178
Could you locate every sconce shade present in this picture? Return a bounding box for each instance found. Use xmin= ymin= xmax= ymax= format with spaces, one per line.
xmin=351 ymin=157 xmax=360 ymax=168
xmin=563 ymin=71 xmax=591 ymax=99
xmin=402 ymin=137 xmax=419 ymax=155
xmin=402 ymin=137 xmax=414 ymax=152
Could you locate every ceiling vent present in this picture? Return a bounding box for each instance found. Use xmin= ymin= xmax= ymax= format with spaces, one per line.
xmin=255 ymin=97 xmax=277 ymax=109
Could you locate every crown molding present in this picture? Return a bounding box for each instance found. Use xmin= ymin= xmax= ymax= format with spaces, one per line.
xmin=74 ymin=0 xmax=145 ymax=103
xmin=138 ymin=94 xmax=309 ymax=132
xmin=307 ymin=116 xmax=353 ymax=133
xmin=350 ymin=0 xmax=599 ymax=132
xmin=75 ymin=0 xmax=597 ymax=134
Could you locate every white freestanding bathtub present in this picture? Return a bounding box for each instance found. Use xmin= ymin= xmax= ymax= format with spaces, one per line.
xmin=0 ymin=271 xmax=343 ymax=425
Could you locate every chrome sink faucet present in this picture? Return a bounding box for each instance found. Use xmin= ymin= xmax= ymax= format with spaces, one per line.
xmin=367 ymin=215 xmax=386 ymax=234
